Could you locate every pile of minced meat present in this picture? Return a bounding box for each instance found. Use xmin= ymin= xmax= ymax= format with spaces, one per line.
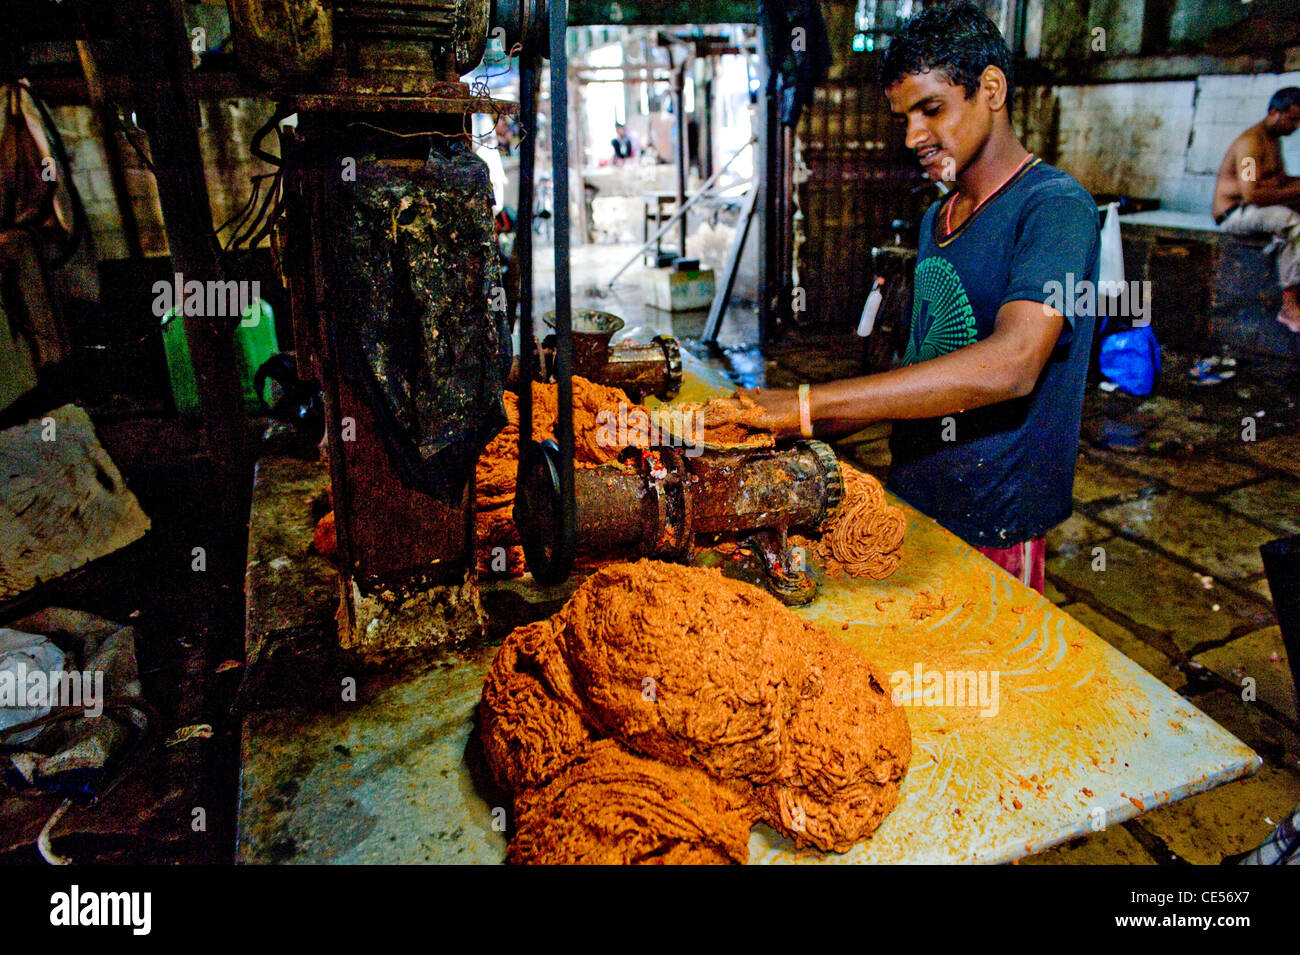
xmin=480 ymin=560 xmax=912 ymax=864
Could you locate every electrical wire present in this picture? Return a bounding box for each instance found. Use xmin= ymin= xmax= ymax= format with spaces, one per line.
xmin=37 ymin=799 xmax=73 ymax=865
xmin=344 ymin=44 xmax=528 ymax=152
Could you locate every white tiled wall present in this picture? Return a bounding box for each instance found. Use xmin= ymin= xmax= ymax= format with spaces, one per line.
xmin=1050 ymin=72 xmax=1300 ymax=212
xmin=1187 ymin=72 xmax=1300 ymax=175
xmin=45 ymin=98 xmax=279 ymax=263
xmin=1054 ymin=81 xmax=1197 ymax=204
xmin=49 ymin=105 xmax=168 ymax=261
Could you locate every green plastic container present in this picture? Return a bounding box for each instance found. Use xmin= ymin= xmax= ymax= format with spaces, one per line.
xmin=162 ymin=299 xmax=280 ymax=417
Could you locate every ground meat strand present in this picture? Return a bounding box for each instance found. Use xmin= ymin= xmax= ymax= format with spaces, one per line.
xmin=812 ymin=463 xmax=907 ymax=579
xmin=478 ymin=618 xmax=593 ymax=794
xmin=508 ymin=740 xmax=756 ymax=865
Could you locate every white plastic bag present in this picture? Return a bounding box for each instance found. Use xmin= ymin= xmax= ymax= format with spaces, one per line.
xmin=1098 ymin=202 xmax=1124 ymax=288
xmin=0 ymin=628 xmax=65 ymax=744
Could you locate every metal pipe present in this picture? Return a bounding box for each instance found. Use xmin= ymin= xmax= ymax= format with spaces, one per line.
xmin=702 ymin=74 xmax=714 ymax=180
xmin=549 ymin=0 xmax=577 ymax=583
xmin=701 ymin=182 xmax=757 ymax=345
xmin=605 ymin=136 xmax=754 ymax=288
xmin=572 ymin=467 xmax=652 ymax=552
xmin=685 ymin=444 xmax=835 ymax=534
xmin=779 ymin=121 xmax=793 ymax=328
xmin=516 ymin=52 xmax=538 ymax=450
xmin=674 ymin=60 xmax=687 ymax=259
xmin=758 ymin=24 xmax=778 ymax=345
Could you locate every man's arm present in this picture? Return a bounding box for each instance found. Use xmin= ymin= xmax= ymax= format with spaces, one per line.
xmin=741 ymin=300 xmax=1065 ymax=439
xmin=1236 ymin=134 xmax=1300 ymax=207
xmin=1240 ymin=172 xmax=1300 ymax=207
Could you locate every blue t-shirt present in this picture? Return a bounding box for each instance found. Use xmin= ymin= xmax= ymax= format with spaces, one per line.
xmin=887 ymin=159 xmax=1100 ymax=548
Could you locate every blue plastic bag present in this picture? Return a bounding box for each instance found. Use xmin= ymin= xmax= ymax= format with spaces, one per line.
xmin=1099 ymin=325 xmax=1161 ymax=396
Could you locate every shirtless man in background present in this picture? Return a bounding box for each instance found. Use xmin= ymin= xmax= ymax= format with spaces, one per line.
xmin=1213 ymin=87 xmax=1300 ymax=332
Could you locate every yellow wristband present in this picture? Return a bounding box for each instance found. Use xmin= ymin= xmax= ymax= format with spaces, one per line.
xmin=798 ymin=384 xmax=813 ymax=439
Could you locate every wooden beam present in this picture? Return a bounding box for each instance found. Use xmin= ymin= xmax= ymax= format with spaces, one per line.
xmin=117 ymin=0 xmax=249 ymax=526
xmin=75 ymin=40 xmax=143 ymax=260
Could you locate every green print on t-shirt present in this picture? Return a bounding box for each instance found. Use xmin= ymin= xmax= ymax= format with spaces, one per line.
xmin=903 ymin=257 xmax=977 ymax=365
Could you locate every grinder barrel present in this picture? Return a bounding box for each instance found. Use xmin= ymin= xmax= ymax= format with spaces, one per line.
xmin=686 ymin=443 xmax=839 ymax=535
xmin=515 ymin=439 xmax=842 ymax=588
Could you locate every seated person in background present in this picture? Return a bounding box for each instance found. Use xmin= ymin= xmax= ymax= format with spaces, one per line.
xmin=1213 ymin=87 xmax=1300 ymax=332
xmin=494 ymin=113 xmax=517 ymax=157
xmin=610 ymin=122 xmax=637 ymax=165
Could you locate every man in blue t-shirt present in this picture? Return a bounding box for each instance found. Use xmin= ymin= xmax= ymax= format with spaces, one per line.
xmin=743 ymin=1 xmax=1099 ymax=592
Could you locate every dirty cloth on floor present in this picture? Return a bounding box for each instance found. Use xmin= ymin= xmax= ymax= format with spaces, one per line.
xmin=0 ymin=608 xmax=150 ymax=800
xmin=0 ymin=629 xmax=64 ymax=744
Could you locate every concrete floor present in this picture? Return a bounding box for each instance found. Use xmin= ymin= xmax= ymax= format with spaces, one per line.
xmin=563 ymin=236 xmax=1300 ymax=864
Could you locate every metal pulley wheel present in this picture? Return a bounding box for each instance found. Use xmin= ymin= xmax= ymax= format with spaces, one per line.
xmin=490 ymin=0 xmax=549 ymax=53
xmin=514 ymin=439 xmax=569 ymax=586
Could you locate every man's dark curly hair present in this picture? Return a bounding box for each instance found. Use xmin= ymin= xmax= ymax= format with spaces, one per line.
xmin=879 ymin=1 xmax=1014 ymax=102
xmin=1269 ymin=87 xmax=1300 ymax=114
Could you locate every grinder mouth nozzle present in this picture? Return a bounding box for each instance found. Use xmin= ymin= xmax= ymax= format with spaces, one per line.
xmin=542 ymin=308 xmax=625 ymax=337
xmin=802 ymin=439 xmax=845 ymax=531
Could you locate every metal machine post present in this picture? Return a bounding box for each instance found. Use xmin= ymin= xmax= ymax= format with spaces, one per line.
xmin=229 ymin=0 xmax=520 ymax=657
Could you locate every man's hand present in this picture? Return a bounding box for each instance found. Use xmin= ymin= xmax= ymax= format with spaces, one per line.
xmin=738 ymin=301 xmax=1066 ymax=440
xmin=736 ymin=387 xmax=803 ymax=439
